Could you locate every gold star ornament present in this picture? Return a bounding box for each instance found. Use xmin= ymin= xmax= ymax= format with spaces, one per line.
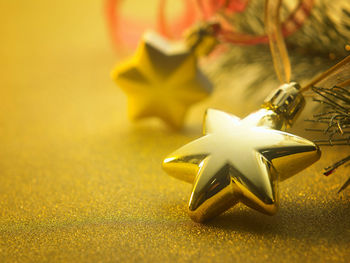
xmin=112 ymin=27 xmax=217 ymax=129
xmin=163 ymin=83 xmax=321 ymax=222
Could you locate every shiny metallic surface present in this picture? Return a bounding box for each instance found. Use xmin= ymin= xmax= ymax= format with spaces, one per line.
xmin=262 ymin=82 xmax=305 ymax=129
xmin=112 ymin=31 xmax=213 ymax=129
xmin=163 ymin=87 xmax=321 ymax=222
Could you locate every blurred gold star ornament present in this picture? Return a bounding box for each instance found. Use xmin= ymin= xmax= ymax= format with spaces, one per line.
xmin=163 ymin=83 xmax=321 ymax=222
xmin=112 ymin=26 xmax=217 ymax=129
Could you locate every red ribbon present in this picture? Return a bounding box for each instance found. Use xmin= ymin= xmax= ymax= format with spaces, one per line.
xmin=105 ymin=0 xmax=314 ymax=51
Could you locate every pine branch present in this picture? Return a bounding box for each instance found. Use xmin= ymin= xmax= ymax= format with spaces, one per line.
xmin=207 ymin=0 xmax=350 ymax=94
xmin=307 ymin=86 xmax=350 ymax=192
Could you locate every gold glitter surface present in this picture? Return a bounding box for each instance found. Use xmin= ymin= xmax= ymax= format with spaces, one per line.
xmin=0 ymin=1 xmax=349 ymax=262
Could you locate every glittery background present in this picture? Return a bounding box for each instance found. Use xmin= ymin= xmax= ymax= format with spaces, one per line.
xmin=0 ymin=1 xmax=349 ymax=262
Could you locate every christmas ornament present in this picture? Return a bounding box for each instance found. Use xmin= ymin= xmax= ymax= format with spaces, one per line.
xmin=163 ymin=83 xmax=320 ymax=222
xmin=162 ymin=0 xmax=350 ymax=221
xmin=111 ymin=29 xmax=215 ymax=128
